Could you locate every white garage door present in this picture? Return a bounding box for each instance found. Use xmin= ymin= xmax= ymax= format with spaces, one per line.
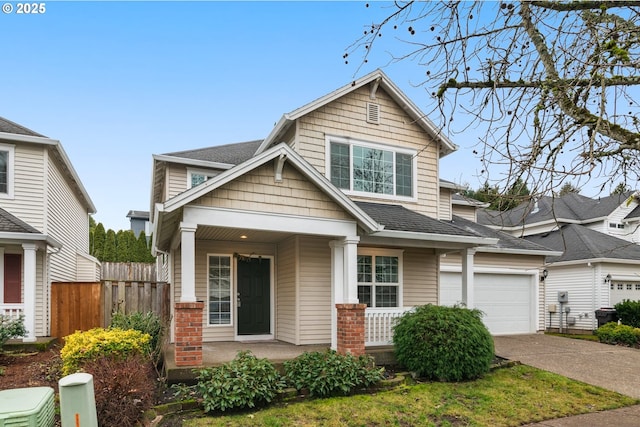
xmin=440 ymin=272 xmax=534 ymax=335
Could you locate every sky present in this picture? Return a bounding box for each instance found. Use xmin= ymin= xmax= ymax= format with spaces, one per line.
xmin=0 ymin=1 xmax=617 ymax=231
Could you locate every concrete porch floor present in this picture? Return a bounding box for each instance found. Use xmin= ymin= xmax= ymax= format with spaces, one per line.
xmin=163 ymin=341 xmax=396 ymax=384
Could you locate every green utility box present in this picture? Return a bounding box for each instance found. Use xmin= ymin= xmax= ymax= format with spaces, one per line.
xmin=59 ymin=372 xmax=98 ymax=427
xmin=0 ymin=386 xmax=55 ymax=427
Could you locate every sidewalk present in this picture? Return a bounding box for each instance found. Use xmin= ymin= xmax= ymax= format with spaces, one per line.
xmin=522 ymin=404 xmax=640 ymax=427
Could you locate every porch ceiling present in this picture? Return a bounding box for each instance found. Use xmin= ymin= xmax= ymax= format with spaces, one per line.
xmin=195 ymin=225 xmax=291 ymax=243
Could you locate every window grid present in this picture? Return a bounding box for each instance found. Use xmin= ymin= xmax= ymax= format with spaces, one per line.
xmin=329 ymin=140 xmax=414 ymax=198
xmin=208 ymin=255 xmax=232 ymax=325
xmin=357 ymin=254 xmax=399 ymax=308
xmin=0 ymin=151 xmax=7 ymax=194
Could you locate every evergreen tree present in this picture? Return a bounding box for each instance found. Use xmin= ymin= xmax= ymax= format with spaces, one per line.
xmin=135 ymin=231 xmax=152 ymax=262
xmin=92 ymin=223 xmax=106 ymax=260
xmin=612 ymin=183 xmax=630 ymax=195
xmin=115 ymin=230 xmax=131 ymax=262
xmin=103 ymin=229 xmax=117 ymax=262
xmin=557 ymin=182 xmax=580 ymax=196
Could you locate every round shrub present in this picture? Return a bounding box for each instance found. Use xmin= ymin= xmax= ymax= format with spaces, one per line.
xmin=393 ymin=304 xmax=494 ymax=381
xmin=283 ymin=350 xmax=383 ymax=397
xmin=60 ymin=327 xmax=151 ymax=375
xmin=194 ymin=350 xmax=283 ymax=412
xmin=595 ymin=322 xmax=640 ymax=346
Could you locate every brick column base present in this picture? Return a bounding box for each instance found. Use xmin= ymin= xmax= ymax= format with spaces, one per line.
xmin=336 ymin=303 xmax=367 ymax=356
xmin=174 ymin=301 xmax=204 ymax=367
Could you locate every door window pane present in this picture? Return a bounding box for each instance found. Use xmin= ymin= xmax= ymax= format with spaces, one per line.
xmin=209 ymin=255 xmax=231 ymax=325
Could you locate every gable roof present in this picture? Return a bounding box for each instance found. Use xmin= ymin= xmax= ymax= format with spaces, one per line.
xmin=478 ymin=191 xmax=636 ymax=228
xmin=448 ymin=215 xmax=560 ymax=256
xmin=525 ymin=224 xmax=640 ymax=264
xmin=0 ymin=118 xmax=96 ymax=214
xmin=255 ymin=69 xmax=457 ymax=157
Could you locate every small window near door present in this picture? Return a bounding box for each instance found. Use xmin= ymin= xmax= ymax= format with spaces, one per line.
xmin=208 ymin=255 xmax=232 ymax=325
xmin=357 ymin=251 xmax=402 ymax=308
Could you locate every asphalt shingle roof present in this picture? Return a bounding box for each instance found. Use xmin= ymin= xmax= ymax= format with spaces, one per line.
xmin=0 ymin=117 xmax=45 ymax=137
xmin=0 ymin=207 xmax=41 ymax=234
xmin=163 ymin=140 xmax=262 ymax=166
xmin=525 ymin=224 xmax=640 ymax=263
xmin=448 ymin=215 xmax=554 ymax=252
xmin=478 ymin=191 xmax=635 ymax=227
xmin=355 ymin=201 xmax=476 ymax=237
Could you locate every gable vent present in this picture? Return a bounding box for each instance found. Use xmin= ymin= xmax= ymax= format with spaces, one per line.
xmin=366 ymin=102 xmax=380 ymax=125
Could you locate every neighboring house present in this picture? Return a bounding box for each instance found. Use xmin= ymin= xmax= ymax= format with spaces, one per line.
xmin=150 ymin=70 xmax=552 ymax=366
xmin=0 ymin=117 xmax=98 ymax=341
xmin=126 ymin=210 xmax=150 ymax=238
xmin=479 ymin=191 xmax=640 ymax=332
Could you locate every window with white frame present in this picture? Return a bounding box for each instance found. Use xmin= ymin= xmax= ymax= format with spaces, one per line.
xmin=357 ymin=249 xmax=403 ymax=308
xmin=327 ymin=137 xmax=415 ymax=199
xmin=208 ymin=255 xmax=232 ymax=325
xmin=188 ymin=168 xmax=219 ymax=189
xmin=0 ymin=144 xmax=15 ymax=199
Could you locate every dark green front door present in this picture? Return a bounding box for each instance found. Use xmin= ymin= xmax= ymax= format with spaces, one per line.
xmin=237 ymin=257 xmax=271 ymax=335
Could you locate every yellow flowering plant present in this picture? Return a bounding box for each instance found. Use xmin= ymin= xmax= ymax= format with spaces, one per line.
xmin=60 ymin=327 xmax=151 ymax=375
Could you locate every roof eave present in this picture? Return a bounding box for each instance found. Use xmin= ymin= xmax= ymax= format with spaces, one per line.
xmin=152 ymin=154 xmax=236 ymax=170
xmin=371 ymin=229 xmax=498 ymax=246
xmin=546 ymin=257 xmax=640 ymax=267
xmin=475 ymin=247 xmax=563 ymax=256
xmin=0 ymin=232 xmax=62 ymax=248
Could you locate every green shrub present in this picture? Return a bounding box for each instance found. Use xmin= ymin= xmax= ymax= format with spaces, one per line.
xmin=393 ymin=304 xmax=494 ymax=381
xmin=595 ymin=322 xmax=640 ymax=346
xmin=82 ymin=354 xmax=157 ymax=427
xmin=194 ymin=351 xmax=283 ymax=412
xmin=614 ymin=300 xmax=640 ymax=328
xmin=60 ymin=327 xmax=151 ymax=375
xmin=283 ymin=350 xmax=383 ymax=397
xmin=0 ymin=315 xmax=27 ymax=349
xmin=110 ymin=311 xmax=165 ymax=363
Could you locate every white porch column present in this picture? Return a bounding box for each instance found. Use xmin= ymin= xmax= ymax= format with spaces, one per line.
xmin=180 ymin=223 xmax=197 ymax=303
xmin=461 ymin=248 xmax=476 ymax=309
xmin=22 ymin=243 xmax=37 ymax=342
xmin=329 ymin=236 xmax=360 ymax=350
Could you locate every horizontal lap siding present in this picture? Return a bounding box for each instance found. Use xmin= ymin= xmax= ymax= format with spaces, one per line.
xmin=276 ymin=237 xmax=297 ymax=344
xmin=166 ymin=164 xmax=187 ymax=199
xmin=439 ymin=189 xmax=452 ymax=221
xmin=403 ymin=248 xmax=438 ymax=307
xmin=441 ymin=253 xmax=544 ymax=270
xmin=2 ymin=144 xmax=46 ymax=230
xmin=296 ymin=86 xmax=439 ymax=217
xmin=194 ymin=163 xmax=352 ymax=220
xmin=47 ymin=152 xmax=92 ymax=282
xmin=544 ymin=265 xmax=596 ymax=331
xmin=298 ymin=237 xmax=331 ymax=344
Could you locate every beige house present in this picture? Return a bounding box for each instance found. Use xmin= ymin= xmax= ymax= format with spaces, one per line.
xmin=0 ymin=117 xmax=99 ymax=341
xmin=150 ymin=71 xmax=552 ymax=365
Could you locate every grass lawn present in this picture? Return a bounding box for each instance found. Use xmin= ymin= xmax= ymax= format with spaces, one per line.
xmin=181 ymin=365 xmax=638 ymax=427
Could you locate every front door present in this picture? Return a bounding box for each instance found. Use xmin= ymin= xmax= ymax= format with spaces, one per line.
xmin=237 ymin=257 xmax=271 ymax=335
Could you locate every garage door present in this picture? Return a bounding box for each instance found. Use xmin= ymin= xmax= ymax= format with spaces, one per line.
xmin=440 ymin=272 xmax=534 ymax=335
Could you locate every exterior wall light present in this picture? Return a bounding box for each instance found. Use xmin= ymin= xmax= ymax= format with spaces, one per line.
xmin=540 ymin=269 xmax=548 ymax=282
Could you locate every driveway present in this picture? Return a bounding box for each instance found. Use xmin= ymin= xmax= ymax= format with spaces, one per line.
xmin=494 ymin=334 xmax=640 ymax=399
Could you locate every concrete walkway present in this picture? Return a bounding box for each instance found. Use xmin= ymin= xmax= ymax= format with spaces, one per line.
xmin=494 ymin=334 xmax=640 ymax=426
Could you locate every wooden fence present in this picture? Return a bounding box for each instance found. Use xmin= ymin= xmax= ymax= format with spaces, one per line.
xmin=101 ymin=262 xmax=157 ymax=281
xmin=51 ymin=280 xmax=170 ymax=340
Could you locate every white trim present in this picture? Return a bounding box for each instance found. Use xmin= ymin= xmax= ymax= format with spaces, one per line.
xmin=0 ymin=232 xmax=62 ymax=248
xmin=206 ymin=253 xmax=234 ymax=328
xmin=475 ymin=246 xmax=563 ymax=257
xmin=370 ymin=229 xmax=498 ymax=246
xmin=357 ymin=248 xmax=404 ymax=309
xmin=256 ymin=70 xmax=458 ymax=156
xmin=234 ymin=254 xmax=275 ymax=340
xmin=325 ymin=135 xmax=418 ymax=202
xmin=162 ymin=143 xmax=381 ymax=233
xmin=0 ymin=143 xmax=15 ymax=199
xmin=153 ymin=153 xmax=235 ymax=171
xmin=183 ymin=205 xmax=359 ymax=238
xmin=186 ymin=167 xmax=219 ymax=189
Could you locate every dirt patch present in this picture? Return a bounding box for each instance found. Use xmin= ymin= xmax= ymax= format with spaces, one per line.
xmin=0 ymin=345 xmax=62 ymax=391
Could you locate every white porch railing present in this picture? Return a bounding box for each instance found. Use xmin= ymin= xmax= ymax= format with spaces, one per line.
xmin=364 ymin=307 xmax=412 ymax=347
xmin=0 ymin=304 xmax=24 ymax=319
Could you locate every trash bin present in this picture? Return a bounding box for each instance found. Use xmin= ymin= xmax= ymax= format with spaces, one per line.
xmin=595 ymin=308 xmax=618 ymax=328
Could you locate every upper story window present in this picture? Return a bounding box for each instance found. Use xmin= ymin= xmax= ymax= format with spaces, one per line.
xmin=609 ymin=222 xmax=625 ymax=229
xmin=326 ymin=136 xmax=416 ymax=200
xmin=188 ymin=168 xmax=218 ymax=189
xmin=0 ymin=144 xmax=15 ymax=199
